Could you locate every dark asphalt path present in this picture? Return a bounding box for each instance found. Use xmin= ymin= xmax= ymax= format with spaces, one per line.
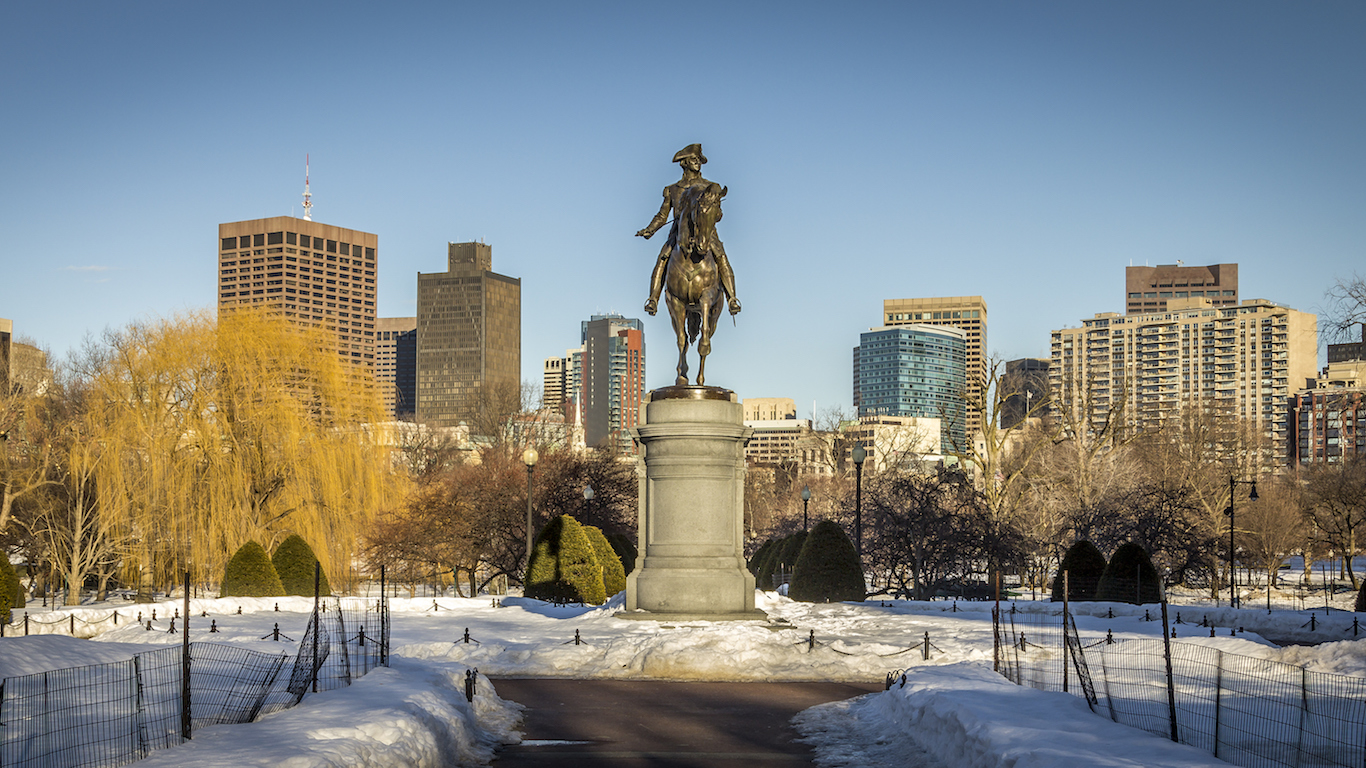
xmin=490 ymin=678 xmax=882 ymax=767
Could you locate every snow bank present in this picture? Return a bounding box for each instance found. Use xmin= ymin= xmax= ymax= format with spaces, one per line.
xmin=843 ymin=662 xmax=1233 ymax=768
xmin=133 ymin=661 xmax=520 ymax=768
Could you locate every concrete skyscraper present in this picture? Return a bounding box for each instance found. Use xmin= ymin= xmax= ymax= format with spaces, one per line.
xmin=416 ymin=242 xmax=521 ymax=429
xmin=882 ymin=296 xmax=986 ymax=437
xmin=218 ymin=216 xmax=378 ymax=368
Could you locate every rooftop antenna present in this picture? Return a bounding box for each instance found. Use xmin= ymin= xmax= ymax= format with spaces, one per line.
xmin=301 ymin=154 xmax=313 ymax=221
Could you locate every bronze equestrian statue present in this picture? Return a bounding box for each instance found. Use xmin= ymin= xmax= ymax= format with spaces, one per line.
xmin=636 ymin=144 xmax=740 ymax=386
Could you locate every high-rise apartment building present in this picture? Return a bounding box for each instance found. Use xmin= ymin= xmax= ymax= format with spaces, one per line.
xmin=1126 ymin=263 xmax=1238 ymax=315
xmin=218 ymin=216 xmax=379 ymax=368
xmin=854 ymin=324 xmax=967 ymax=452
xmin=1050 ymin=298 xmax=1316 ymax=464
xmin=573 ymin=315 xmax=645 ymax=453
xmin=416 ymin=242 xmax=521 ymax=428
xmin=882 ymin=296 xmax=986 ymax=437
xmin=376 ymin=317 xmax=417 ymax=419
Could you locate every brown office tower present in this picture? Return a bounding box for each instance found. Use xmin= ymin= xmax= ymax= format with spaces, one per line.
xmin=881 ymin=296 xmax=988 ymax=437
xmin=218 ymin=216 xmax=378 ymax=368
xmin=1126 ymin=263 xmax=1238 ymax=314
xmin=416 ymin=242 xmax=521 ymax=429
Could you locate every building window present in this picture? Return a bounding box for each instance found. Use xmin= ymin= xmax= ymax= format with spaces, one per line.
xmin=221 ymin=237 xmax=237 ymax=250
xmin=267 ymin=232 xmax=284 ymax=245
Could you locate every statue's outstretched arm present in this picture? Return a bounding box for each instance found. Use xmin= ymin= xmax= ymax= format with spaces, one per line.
xmin=636 ymin=190 xmax=672 ymax=239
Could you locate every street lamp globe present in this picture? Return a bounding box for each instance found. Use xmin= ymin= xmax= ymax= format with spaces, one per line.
xmin=522 ymin=447 xmax=539 ymax=468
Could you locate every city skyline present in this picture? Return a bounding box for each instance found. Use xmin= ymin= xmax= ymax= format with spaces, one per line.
xmin=2 ymin=4 xmax=1363 ymax=419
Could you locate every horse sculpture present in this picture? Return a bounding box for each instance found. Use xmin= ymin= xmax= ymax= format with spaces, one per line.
xmin=663 ymin=181 xmax=728 ymax=386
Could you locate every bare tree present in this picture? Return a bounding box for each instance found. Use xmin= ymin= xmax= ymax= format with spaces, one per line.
xmin=1302 ymin=457 xmax=1366 ymax=589
xmin=1238 ymin=476 xmax=1308 ymax=588
xmin=1324 ymin=273 xmax=1366 ymax=342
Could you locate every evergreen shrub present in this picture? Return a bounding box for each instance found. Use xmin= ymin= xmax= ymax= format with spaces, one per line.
xmin=605 ymin=532 xmax=638 ymax=575
xmin=1096 ymin=542 xmax=1162 ymax=604
xmin=1051 ymin=539 xmax=1106 ymax=602
xmin=221 ymin=540 xmax=285 ymax=598
xmin=789 ymin=520 xmax=865 ymax=603
xmin=0 ymin=557 xmax=18 ymax=624
xmin=584 ymin=525 xmax=627 ymax=598
xmin=747 ymin=539 xmax=777 ymax=576
xmin=755 ymin=536 xmax=784 ymax=590
xmin=1356 ymin=579 xmax=1366 ymax=613
xmin=272 ymin=534 xmax=332 ymax=596
xmin=526 ymin=515 xmax=606 ymax=605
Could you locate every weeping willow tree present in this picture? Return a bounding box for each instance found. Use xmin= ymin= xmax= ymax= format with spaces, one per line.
xmin=86 ymin=310 xmax=396 ymax=597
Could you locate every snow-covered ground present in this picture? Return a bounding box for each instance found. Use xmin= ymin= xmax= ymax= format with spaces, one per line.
xmin=3 ymin=589 xmax=1365 ymax=767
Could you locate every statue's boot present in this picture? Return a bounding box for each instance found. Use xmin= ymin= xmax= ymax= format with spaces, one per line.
xmin=645 ymin=256 xmax=668 ymax=316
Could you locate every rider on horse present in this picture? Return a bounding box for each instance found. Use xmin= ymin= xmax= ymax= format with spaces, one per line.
xmin=636 ymin=144 xmax=741 ymax=317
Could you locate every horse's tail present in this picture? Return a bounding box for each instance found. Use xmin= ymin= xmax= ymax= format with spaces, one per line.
xmin=687 ymin=308 xmax=701 ymax=344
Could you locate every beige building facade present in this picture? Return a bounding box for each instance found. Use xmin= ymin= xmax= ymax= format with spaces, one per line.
xmin=742 ymin=397 xmax=797 ymax=421
xmin=218 ymin=216 xmax=378 ymax=368
xmin=1050 ymin=298 xmax=1317 ymax=462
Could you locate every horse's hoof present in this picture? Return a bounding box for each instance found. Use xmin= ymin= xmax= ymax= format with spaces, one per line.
xmin=644 ymin=299 xmax=658 ymax=316
xmin=675 ymin=376 xmax=689 ymax=387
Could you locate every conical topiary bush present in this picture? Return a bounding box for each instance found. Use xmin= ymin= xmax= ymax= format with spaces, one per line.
xmin=584 ymin=525 xmax=627 ymax=598
xmin=789 ymin=520 xmax=865 ymax=603
xmin=1096 ymin=542 xmax=1162 ymax=604
xmin=774 ymin=531 xmax=808 ymax=587
xmin=1355 ymin=578 xmax=1366 ymax=613
xmin=747 ymin=539 xmax=777 ymax=576
xmin=525 ymin=515 xmax=606 ymax=605
xmin=1051 ymin=539 xmax=1106 ymax=602
xmin=272 ymin=534 xmax=332 ymax=596
xmin=221 ymin=540 xmax=285 ymax=598
xmin=755 ymin=536 xmax=783 ymax=591
xmin=0 ymin=556 xmax=18 ymax=624
xmin=605 ymin=532 xmax=638 ymax=575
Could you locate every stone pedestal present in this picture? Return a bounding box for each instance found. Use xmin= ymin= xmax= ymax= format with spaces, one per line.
xmin=622 ymin=386 xmax=764 ymax=620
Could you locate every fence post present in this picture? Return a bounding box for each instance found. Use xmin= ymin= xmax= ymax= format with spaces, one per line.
xmin=1212 ymin=650 xmax=1223 ymax=759
xmin=181 ymin=570 xmax=191 ymax=742
xmin=1159 ymin=585 xmax=1178 ymax=743
xmin=1062 ymin=570 xmax=1070 ymax=694
xmin=1297 ymin=666 xmax=1308 ymax=761
xmin=133 ymin=654 xmax=149 ymax=757
xmin=380 ymin=565 xmax=389 ymax=667
xmin=312 ymin=561 xmax=321 ymax=694
xmin=923 ymin=631 xmax=930 ymax=661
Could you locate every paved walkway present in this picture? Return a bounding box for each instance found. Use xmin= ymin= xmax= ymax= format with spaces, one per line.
xmin=490 ymin=678 xmax=882 ymax=767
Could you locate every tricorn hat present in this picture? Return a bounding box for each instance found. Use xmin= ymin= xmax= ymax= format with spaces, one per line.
xmin=672 ymin=143 xmax=707 ymax=164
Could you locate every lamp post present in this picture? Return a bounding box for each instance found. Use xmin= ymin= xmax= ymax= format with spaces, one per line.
xmin=801 ymin=485 xmax=811 ymax=532
xmin=852 ymin=443 xmax=867 ymax=560
xmin=583 ymin=484 xmax=595 ymax=529
xmin=522 ymin=447 xmax=539 ymax=576
xmin=1224 ymin=475 xmax=1259 ymax=609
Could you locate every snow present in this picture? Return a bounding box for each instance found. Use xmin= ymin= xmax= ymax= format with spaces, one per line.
xmin=3 ymin=588 xmax=1365 ymax=767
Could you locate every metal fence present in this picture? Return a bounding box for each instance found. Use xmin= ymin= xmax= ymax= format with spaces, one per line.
xmin=994 ymin=603 xmax=1366 ymax=768
xmin=0 ymin=594 xmax=388 ymax=768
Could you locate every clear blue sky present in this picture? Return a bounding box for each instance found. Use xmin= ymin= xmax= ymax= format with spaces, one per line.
xmin=2 ymin=2 xmax=1363 ymax=417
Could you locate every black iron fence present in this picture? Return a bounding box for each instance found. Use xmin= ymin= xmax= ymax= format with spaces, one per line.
xmin=0 ymin=592 xmax=388 ymax=768
xmin=993 ymin=600 xmax=1366 ymax=768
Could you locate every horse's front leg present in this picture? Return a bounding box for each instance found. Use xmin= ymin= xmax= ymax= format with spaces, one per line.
xmin=666 ymin=293 xmax=690 ymax=386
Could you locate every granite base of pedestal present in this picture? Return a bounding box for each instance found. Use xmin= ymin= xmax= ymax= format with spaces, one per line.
xmin=623 ymin=387 xmax=765 ymax=621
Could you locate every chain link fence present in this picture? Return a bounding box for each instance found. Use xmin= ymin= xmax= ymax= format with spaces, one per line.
xmin=994 ymin=595 xmax=1366 ymax=768
xmin=0 ymin=592 xmax=388 ymax=768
